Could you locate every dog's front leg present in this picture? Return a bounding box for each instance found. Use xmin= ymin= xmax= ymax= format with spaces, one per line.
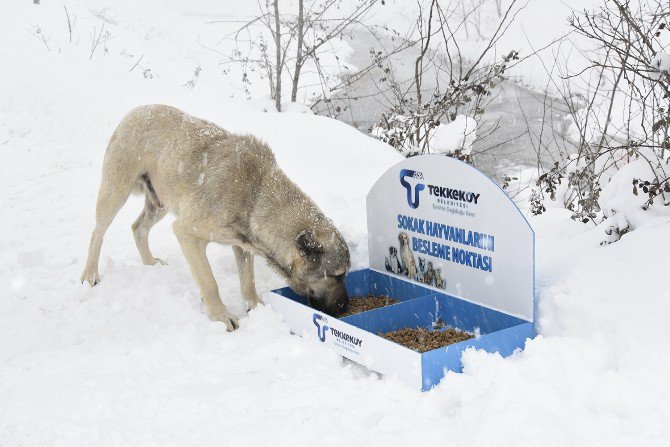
xmin=173 ymin=222 xmax=239 ymax=331
xmin=233 ymin=245 xmax=261 ymax=311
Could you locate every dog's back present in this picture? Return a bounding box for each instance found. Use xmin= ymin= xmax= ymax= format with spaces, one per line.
xmin=102 ymin=105 xmax=280 ymax=226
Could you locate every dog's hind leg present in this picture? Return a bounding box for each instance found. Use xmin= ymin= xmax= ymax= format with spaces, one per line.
xmin=81 ymin=168 xmax=135 ymax=286
xmin=132 ymin=177 xmax=168 ymax=265
xmin=173 ymin=222 xmax=239 ymax=331
xmin=233 ymin=245 xmax=261 ymax=311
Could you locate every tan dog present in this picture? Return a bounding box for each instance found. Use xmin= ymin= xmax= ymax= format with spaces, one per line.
xmin=398 ymin=232 xmax=417 ymax=279
xmin=81 ymin=105 xmax=350 ymax=330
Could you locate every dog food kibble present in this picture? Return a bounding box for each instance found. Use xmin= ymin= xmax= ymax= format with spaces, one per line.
xmin=339 ymin=294 xmax=399 ymax=317
xmin=380 ymin=327 xmax=474 ymax=353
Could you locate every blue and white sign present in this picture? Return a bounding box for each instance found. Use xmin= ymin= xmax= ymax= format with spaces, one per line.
xmin=367 ymin=155 xmax=534 ymax=321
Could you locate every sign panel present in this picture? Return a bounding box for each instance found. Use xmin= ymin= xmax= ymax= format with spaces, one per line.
xmin=267 ymin=289 xmax=423 ymax=389
xmin=366 ymin=155 xmax=534 ymax=321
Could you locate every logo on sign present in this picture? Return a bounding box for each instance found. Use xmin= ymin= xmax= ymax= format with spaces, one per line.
xmin=313 ymin=313 xmax=329 ymax=342
xmin=312 ymin=313 xmax=364 ymax=349
xmin=400 ymin=169 xmax=425 ymax=209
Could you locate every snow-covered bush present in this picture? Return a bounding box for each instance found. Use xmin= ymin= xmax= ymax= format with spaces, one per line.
xmin=369 ymin=51 xmax=517 ymax=160
xmin=371 ymin=112 xmax=415 ymax=154
xmin=532 ymin=0 xmax=670 ymax=239
xmin=598 ymin=159 xmax=670 ymax=243
xmin=369 ymin=0 xmax=520 ymax=162
xmin=429 ymin=115 xmax=477 ymax=155
xmin=372 ymin=113 xmax=476 ymax=159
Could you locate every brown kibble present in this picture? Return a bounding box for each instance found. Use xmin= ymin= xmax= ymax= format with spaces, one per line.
xmin=338 ymin=294 xmax=399 ymax=317
xmin=379 ymin=327 xmax=474 ymax=353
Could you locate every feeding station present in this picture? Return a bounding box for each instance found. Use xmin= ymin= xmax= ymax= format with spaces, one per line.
xmin=267 ymin=154 xmax=535 ymax=391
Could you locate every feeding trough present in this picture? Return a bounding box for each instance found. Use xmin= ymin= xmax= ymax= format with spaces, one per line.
xmin=268 ymin=154 xmax=535 ymax=391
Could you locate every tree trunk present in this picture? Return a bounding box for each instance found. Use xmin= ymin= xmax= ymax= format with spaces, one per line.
xmin=273 ymin=0 xmax=282 ymax=112
xmin=291 ymin=0 xmax=304 ymax=103
xmin=414 ymin=0 xmax=435 ymax=149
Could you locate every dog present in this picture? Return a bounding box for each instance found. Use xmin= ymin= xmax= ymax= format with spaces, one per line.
xmin=416 ymin=258 xmax=430 ymax=284
xmin=423 ymin=261 xmax=436 ymax=286
xmin=434 ymin=267 xmax=445 ymax=289
xmin=81 ymin=104 xmax=350 ymax=330
xmin=417 ymin=257 xmax=426 ymax=282
xmin=398 ymin=232 xmax=416 ymax=279
xmin=385 ymin=246 xmax=402 ymax=274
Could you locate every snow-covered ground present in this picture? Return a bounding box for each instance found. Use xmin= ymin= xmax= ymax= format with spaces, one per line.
xmin=2 ymin=1 xmax=670 ymax=446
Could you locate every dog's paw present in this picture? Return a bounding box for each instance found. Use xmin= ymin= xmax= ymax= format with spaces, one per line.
xmin=209 ymin=310 xmax=240 ymax=332
xmin=245 ymin=299 xmax=261 ymax=312
xmin=152 ymin=257 xmax=168 ymax=266
xmin=80 ymin=269 xmax=100 ymax=287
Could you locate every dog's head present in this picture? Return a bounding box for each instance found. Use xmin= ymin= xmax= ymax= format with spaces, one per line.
xmin=389 ymin=246 xmax=397 ymax=256
xmin=398 ymin=232 xmax=409 ymax=247
xmin=288 ymin=228 xmax=350 ymax=316
xmin=419 ymin=258 xmax=426 ymax=270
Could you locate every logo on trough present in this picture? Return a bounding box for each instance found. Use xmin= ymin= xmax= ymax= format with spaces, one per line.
xmin=400 ymin=169 xmax=426 ymax=209
xmin=313 ymin=313 xmax=329 ymax=342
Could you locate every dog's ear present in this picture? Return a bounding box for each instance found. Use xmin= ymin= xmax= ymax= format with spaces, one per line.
xmin=297 ymin=229 xmax=324 ymax=257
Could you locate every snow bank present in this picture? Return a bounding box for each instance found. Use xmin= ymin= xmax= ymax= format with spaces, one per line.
xmin=251 ymin=96 xmax=316 ymax=114
xmin=429 ymin=115 xmax=477 ymax=155
xmin=2 ymin=2 xmax=670 ymax=446
xmin=598 ymin=158 xmax=670 ymax=242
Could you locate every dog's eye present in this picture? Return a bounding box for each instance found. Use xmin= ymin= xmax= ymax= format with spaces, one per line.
xmin=329 ymin=273 xmax=345 ymax=281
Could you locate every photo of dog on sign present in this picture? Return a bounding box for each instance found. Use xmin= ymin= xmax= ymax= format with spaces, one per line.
xmin=384 ymin=232 xmax=446 ymax=288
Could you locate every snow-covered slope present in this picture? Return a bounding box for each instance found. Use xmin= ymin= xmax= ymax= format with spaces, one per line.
xmin=1 ymin=2 xmax=670 ymax=446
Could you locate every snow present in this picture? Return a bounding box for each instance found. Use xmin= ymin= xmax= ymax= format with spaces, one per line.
xmin=653 ymin=51 xmax=670 ymax=74
xmin=2 ymin=1 xmax=670 ymax=446
xmin=376 ymin=0 xmax=601 ymax=92
xmin=597 ymin=158 xmax=670 ymax=242
xmin=429 ymin=115 xmax=477 ymax=155
xmin=252 ymin=96 xmax=316 ymax=114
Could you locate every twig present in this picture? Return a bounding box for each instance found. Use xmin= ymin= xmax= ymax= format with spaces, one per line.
xmin=129 ymin=54 xmax=144 ymax=72
xmin=64 ymin=4 xmax=73 ymax=43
